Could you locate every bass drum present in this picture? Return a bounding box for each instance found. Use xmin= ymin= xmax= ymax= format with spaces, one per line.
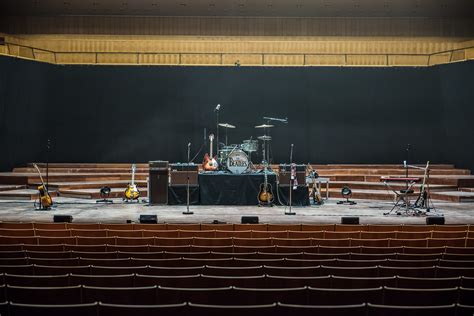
xmin=226 ymin=149 xmax=249 ymax=174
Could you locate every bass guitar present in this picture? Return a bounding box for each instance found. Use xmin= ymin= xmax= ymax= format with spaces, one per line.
xmin=33 ymin=163 xmax=53 ymax=209
xmin=203 ymin=134 xmax=218 ymax=171
xmin=124 ymin=163 xmax=140 ymax=201
xmin=258 ymin=166 xmax=274 ymax=206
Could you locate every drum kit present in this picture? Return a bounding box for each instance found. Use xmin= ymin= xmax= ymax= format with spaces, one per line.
xmin=215 ymin=122 xmax=275 ymax=174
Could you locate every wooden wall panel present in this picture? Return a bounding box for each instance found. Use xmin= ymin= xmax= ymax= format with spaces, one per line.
xmin=429 ymin=53 xmax=451 ymax=65
xmin=388 ymin=55 xmax=429 ymax=66
xmin=451 ymin=50 xmax=466 ymax=61
xmin=264 ymin=54 xmax=304 ymax=66
xmin=305 ymin=54 xmax=345 ymax=66
xmin=97 ymin=53 xmax=138 ymax=64
xmin=466 ymin=48 xmax=474 ymax=59
xmin=347 ymin=54 xmax=387 ymax=66
xmin=7 ymin=44 xmax=19 ymax=56
xmin=56 ymin=53 xmax=96 ymax=64
xmin=33 ymin=50 xmax=55 ymax=63
xmin=221 ymin=54 xmax=263 ymax=65
xmin=138 ymin=53 xmax=180 ymax=65
xmin=180 ymin=54 xmax=222 ymax=65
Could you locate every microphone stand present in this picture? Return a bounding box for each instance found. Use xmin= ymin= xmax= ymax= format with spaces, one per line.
xmin=285 ymin=144 xmax=296 ymax=215
xmin=215 ymin=105 xmax=220 ymax=160
xmin=183 ymin=142 xmax=194 ymax=215
xmin=46 ymin=139 xmax=51 ymax=191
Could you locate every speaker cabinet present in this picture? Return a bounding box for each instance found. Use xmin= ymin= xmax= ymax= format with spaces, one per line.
xmin=170 ymin=163 xmax=199 ymax=186
xmin=139 ymin=214 xmax=158 ymax=224
xmin=279 ymin=164 xmax=306 ymax=186
xmin=54 ymin=215 xmax=73 ymax=223
xmin=341 ymin=216 xmax=359 ymax=224
xmin=426 ymin=216 xmax=445 ymax=225
xmin=241 ymin=216 xmax=259 ymax=224
xmin=149 ymin=161 xmax=169 ymax=205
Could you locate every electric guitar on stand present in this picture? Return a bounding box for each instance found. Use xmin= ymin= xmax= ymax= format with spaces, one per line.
xmin=124 ymin=163 xmax=140 ymax=202
xmin=258 ymin=165 xmax=274 ymax=206
xmin=307 ymin=164 xmax=322 ymax=205
xmin=203 ymin=134 xmax=218 ymax=171
xmin=415 ymin=161 xmax=430 ymax=208
xmin=33 ymin=163 xmax=53 ymax=210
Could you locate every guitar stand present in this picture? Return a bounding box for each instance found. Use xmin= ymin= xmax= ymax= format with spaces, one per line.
xmin=34 ymin=197 xmax=52 ymax=211
xmin=96 ymin=198 xmax=113 ymax=204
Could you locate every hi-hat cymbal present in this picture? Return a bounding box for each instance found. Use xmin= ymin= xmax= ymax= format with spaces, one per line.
xmin=258 ymin=135 xmax=272 ymax=141
xmin=219 ymin=123 xmax=236 ymax=128
xmin=255 ymin=124 xmax=274 ymax=128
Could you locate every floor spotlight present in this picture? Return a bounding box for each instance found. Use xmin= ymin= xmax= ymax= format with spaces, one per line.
xmin=96 ymin=186 xmax=113 ymax=204
xmin=337 ymin=186 xmax=357 ymax=205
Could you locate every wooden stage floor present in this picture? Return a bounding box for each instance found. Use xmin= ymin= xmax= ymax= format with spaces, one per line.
xmin=0 ymin=197 xmax=473 ymax=225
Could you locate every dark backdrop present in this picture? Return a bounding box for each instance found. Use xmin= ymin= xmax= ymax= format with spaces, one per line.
xmin=0 ymin=55 xmax=472 ymax=171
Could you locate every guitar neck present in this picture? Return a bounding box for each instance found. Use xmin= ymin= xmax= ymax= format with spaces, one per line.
xmin=131 ymin=164 xmax=136 ymax=186
xmin=33 ymin=164 xmax=46 ymax=187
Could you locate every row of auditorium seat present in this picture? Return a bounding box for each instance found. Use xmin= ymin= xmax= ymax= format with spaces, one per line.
xmin=0 ymin=284 xmax=473 ymax=306
xmin=1 ymin=273 xmax=474 ymax=288
xmin=1 ymin=265 xmax=473 ymax=278
xmin=2 ymin=222 xmax=473 ymax=232
xmin=2 ymin=256 xmax=474 ymax=267
xmin=2 ymin=250 xmax=474 ymax=260
xmin=2 ymin=244 xmax=474 ymax=253
xmin=2 ymin=228 xmax=473 ymax=239
xmin=1 ymin=236 xmax=473 ymax=247
xmin=0 ymin=302 xmax=473 ymax=316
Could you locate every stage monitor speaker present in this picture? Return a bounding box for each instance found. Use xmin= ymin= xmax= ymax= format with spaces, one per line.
xmin=241 ymin=216 xmax=259 ymax=224
xmin=426 ymin=216 xmax=445 ymax=225
xmin=341 ymin=216 xmax=359 ymax=224
xmin=53 ymin=215 xmax=73 ymax=223
xmin=149 ymin=161 xmax=169 ymax=205
xmin=139 ymin=214 xmax=158 ymax=224
xmin=170 ymin=163 xmax=199 ymax=186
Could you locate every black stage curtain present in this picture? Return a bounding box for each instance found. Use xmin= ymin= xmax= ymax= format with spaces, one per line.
xmin=199 ymin=172 xmax=277 ymax=205
xmin=276 ymin=185 xmax=310 ymax=206
xmin=168 ymin=185 xmax=200 ymax=205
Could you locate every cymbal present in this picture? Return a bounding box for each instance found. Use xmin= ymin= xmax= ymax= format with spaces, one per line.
xmin=255 ymin=124 xmax=274 ymax=128
xmin=258 ymin=135 xmax=272 ymax=141
xmin=219 ymin=123 xmax=236 ymax=128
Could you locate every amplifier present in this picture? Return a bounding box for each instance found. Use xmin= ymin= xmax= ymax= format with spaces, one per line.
xmin=170 ymin=163 xmax=199 ymax=186
xmin=278 ymin=164 xmax=306 ymax=186
xmin=149 ymin=161 xmax=169 ymax=204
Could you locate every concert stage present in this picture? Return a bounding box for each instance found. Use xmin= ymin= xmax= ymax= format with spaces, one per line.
xmin=0 ymin=163 xmax=473 ymax=225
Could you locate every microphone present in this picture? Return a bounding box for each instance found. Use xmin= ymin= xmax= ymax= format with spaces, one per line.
xmin=403 ymin=160 xmax=407 ymax=168
xmin=188 ymin=142 xmax=191 ymax=147
xmin=214 ymin=104 xmax=221 ymax=112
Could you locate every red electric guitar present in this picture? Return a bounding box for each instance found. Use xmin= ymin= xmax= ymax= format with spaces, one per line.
xmin=203 ymin=134 xmax=218 ymax=171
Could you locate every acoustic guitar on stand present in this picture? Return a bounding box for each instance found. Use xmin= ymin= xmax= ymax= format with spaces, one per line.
xmin=203 ymin=134 xmax=218 ymax=171
xmin=33 ymin=163 xmax=53 ymax=209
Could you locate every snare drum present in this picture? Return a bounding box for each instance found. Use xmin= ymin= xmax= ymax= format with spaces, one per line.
xmin=241 ymin=139 xmax=258 ymax=152
xmin=226 ymin=149 xmax=249 ymax=174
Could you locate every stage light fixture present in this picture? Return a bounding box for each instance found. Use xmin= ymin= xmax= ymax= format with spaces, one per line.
xmin=337 ymin=186 xmax=357 ymax=205
xmin=96 ymin=186 xmax=113 ymax=204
